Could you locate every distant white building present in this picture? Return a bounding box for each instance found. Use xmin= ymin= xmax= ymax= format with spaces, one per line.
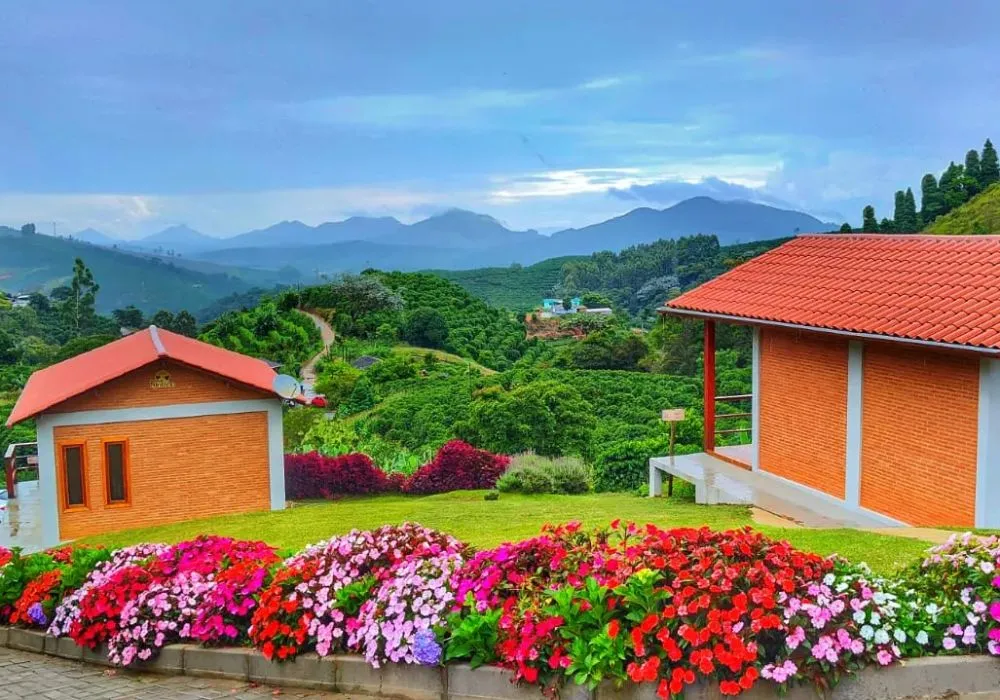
xmin=582 ymin=307 xmax=613 ymax=315
xmin=11 ymin=294 xmax=31 ymax=308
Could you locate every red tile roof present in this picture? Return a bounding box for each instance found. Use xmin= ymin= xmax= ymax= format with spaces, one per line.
xmin=665 ymin=234 xmax=1000 ymax=352
xmin=6 ymin=326 xmax=284 ymax=426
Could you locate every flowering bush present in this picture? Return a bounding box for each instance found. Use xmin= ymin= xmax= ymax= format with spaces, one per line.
xmin=350 ymin=550 xmax=464 ymax=666
xmin=49 ymin=543 xmax=168 ymax=639
xmin=0 ymin=547 xmax=12 ymax=568
xmin=10 ymin=569 xmax=62 ymax=628
xmin=250 ymin=523 xmax=463 ymax=660
xmin=403 ymin=441 xmax=510 ymax=495
xmin=191 ymin=560 xmax=275 ymax=646
xmin=284 ymin=452 xmax=390 ymax=499
xmin=0 ymin=550 xmax=60 ymax=623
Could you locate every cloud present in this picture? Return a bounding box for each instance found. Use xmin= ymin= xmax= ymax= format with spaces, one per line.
xmin=609 ymin=176 xmax=796 ymax=209
xmin=577 ymin=76 xmax=636 ymax=90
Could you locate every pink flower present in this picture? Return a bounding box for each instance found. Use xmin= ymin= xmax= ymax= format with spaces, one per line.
xmin=876 ymin=650 xmax=893 ymax=666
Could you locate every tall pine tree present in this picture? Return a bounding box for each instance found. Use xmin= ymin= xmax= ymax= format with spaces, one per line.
xmin=920 ymin=173 xmax=945 ymax=224
xmin=965 ymin=149 xmax=982 ymax=198
xmin=903 ymin=188 xmax=920 ymax=231
xmin=939 ymin=162 xmax=968 ymax=213
xmin=982 ymin=138 xmax=1000 ymax=188
xmin=862 ymin=205 xmax=879 ymax=233
xmin=892 ymin=190 xmax=906 ymax=230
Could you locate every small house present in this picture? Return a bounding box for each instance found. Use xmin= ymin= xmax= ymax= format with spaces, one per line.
xmin=5 ymin=326 xmax=289 ymax=547
xmin=660 ymin=234 xmax=1000 ymax=528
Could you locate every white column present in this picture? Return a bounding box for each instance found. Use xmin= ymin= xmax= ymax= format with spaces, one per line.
xmin=976 ymin=358 xmax=1000 ymax=528
xmin=751 ymin=327 xmax=761 ymax=472
xmin=844 ymin=342 xmax=864 ymax=507
xmin=267 ymin=401 xmax=286 ymax=510
xmin=34 ymin=416 xmax=60 ymax=548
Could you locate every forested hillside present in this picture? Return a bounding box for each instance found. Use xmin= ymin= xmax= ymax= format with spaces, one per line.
xmin=429 ymin=256 xmax=583 ymax=311
xmin=924 ymin=183 xmax=1000 ymax=235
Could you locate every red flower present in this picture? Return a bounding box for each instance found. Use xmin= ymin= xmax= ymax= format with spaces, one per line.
xmin=608 ymin=619 xmax=620 ymax=639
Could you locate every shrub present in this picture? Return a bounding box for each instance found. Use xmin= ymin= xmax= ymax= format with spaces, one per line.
xmin=284 ymin=452 xmax=389 ymax=499
xmin=403 ymin=441 xmax=510 ymax=495
xmin=496 ymin=454 xmax=590 ymax=495
xmin=591 ymin=436 xmax=673 ymax=492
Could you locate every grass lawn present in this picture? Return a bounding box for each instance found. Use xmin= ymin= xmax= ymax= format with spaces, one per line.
xmin=78 ymin=492 xmax=932 ymax=574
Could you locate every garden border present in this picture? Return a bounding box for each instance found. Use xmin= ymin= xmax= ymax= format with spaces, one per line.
xmin=2 ymin=626 xmax=999 ymax=699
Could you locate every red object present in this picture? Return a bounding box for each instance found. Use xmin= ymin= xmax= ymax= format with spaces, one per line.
xmin=403 ymin=440 xmax=510 ymax=494
xmin=310 ymin=396 xmax=327 ymax=408
xmin=703 ymin=320 xmax=715 ymax=452
xmin=6 ymin=326 xmax=289 ymax=427
xmin=666 ymin=234 xmax=1000 ymax=351
xmin=283 ymin=452 xmax=390 ymax=499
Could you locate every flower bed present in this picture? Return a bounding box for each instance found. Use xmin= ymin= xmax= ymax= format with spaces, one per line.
xmin=284 ymin=441 xmax=509 ymax=498
xmin=0 ymin=526 xmax=998 ymax=698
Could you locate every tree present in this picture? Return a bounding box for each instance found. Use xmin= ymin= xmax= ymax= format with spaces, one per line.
xmin=982 ymin=138 xmax=1000 ymax=188
xmin=150 ymin=309 xmax=175 ymax=329
xmin=879 ymin=217 xmax=895 ymax=233
xmin=938 ymin=162 xmax=968 ymax=212
xmin=400 ymin=307 xmax=449 ymax=349
xmin=892 ymin=190 xmax=906 ymax=230
xmin=920 ymin=173 xmax=945 ymax=224
xmin=580 ymin=291 xmax=614 ymax=308
xmin=0 ymin=329 xmax=18 ymax=364
xmin=20 ymin=223 xmax=35 ymax=236
xmin=562 ymin=298 xmax=573 ymax=311
xmin=171 ymin=310 xmax=198 ymax=337
xmin=861 ymin=205 xmax=879 ymax=233
xmin=112 ymin=306 xmax=144 ymax=330
xmin=56 ymin=258 xmax=99 ymax=337
xmin=325 ymin=274 xmax=403 ymax=334
xmin=903 ymin=188 xmax=921 ymax=231
xmin=341 ymin=375 xmax=377 ymax=415
xmin=839 ymin=223 xmax=853 ymax=233
xmin=965 ymin=149 xmax=982 ymax=198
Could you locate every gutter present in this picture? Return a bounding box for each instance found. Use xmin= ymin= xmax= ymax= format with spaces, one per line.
xmin=658 ymin=307 xmax=1000 ymax=358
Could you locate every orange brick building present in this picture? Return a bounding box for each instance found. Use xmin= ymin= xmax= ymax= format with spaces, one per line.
xmin=5 ymin=327 xmax=290 ymax=546
xmin=663 ymin=234 xmax=1000 ymax=528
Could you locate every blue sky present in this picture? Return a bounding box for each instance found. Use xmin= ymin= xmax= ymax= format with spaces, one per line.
xmin=3 ymin=1 xmax=999 ymax=238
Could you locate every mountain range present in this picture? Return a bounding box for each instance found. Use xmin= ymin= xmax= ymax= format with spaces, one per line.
xmin=56 ymin=197 xmax=833 ymax=273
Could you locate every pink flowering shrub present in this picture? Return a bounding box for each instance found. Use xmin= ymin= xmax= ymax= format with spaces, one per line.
xmin=250 ymin=523 xmax=465 ymax=660
xmin=191 ymin=561 xmax=274 ymax=646
xmin=349 ymin=550 xmax=465 ymax=667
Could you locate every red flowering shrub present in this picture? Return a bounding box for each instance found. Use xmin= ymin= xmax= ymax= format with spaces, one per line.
xmin=70 ymin=565 xmax=158 ymax=649
xmin=0 ymin=547 xmax=12 ymax=568
xmin=10 ymin=569 xmax=62 ymax=628
xmin=403 ymin=441 xmax=510 ymax=494
xmin=284 ymin=452 xmax=390 ymax=499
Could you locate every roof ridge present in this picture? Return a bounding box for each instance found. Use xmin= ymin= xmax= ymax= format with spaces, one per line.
xmin=148 ymin=325 xmax=166 ymax=356
xmin=797 ymin=232 xmax=1000 ymax=241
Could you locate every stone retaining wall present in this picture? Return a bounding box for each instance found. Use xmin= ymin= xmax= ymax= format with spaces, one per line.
xmin=3 ymin=626 xmax=999 ymax=699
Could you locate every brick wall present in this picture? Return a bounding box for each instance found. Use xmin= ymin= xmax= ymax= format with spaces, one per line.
xmin=50 ymin=360 xmax=269 ymax=413
xmin=53 ymin=411 xmax=271 ymax=540
xmin=759 ymin=328 xmax=848 ymax=498
xmin=860 ymin=343 xmax=979 ymax=526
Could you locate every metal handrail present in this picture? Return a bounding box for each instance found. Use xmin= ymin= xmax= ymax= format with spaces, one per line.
xmin=4 ymin=442 xmax=38 ymax=498
xmin=713 ymin=395 xmax=752 ymax=438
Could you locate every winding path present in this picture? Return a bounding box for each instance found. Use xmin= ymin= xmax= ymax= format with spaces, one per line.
xmin=296 ymin=309 xmax=336 ymax=394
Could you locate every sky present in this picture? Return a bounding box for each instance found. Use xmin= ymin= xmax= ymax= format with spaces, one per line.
xmin=3 ymin=1 xmax=1000 ymax=239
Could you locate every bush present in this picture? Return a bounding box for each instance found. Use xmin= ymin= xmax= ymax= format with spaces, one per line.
xmin=591 ymin=437 xmax=672 ymax=492
xmin=496 ymin=454 xmax=590 ymax=494
xmin=403 ymin=440 xmax=510 ymax=494
xmin=284 ymin=452 xmax=389 ymax=499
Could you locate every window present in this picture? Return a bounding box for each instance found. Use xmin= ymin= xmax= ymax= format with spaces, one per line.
xmin=103 ymin=440 xmax=129 ymax=505
xmin=60 ymin=443 xmax=87 ymax=508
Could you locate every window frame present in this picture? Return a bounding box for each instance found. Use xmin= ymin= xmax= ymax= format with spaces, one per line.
xmin=57 ymin=440 xmax=89 ymax=511
xmin=101 ymin=437 xmax=131 ymax=507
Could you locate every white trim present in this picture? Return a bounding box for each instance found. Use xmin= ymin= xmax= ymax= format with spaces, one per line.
xmin=34 ymin=416 xmax=60 ymax=549
xmin=751 ymin=327 xmax=761 ymax=472
xmin=43 ymin=399 xmax=280 ymax=427
xmin=266 ymin=403 xmax=286 ymax=510
xmin=976 ymin=358 xmax=1000 ymax=528
xmin=660 ymin=308 xmax=1000 ymax=357
xmin=845 ymin=342 xmax=864 ymax=507
xmin=757 ymin=467 xmax=908 ymax=527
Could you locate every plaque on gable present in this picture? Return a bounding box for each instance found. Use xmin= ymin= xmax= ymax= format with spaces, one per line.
xmin=150 ymin=370 xmax=175 ymax=389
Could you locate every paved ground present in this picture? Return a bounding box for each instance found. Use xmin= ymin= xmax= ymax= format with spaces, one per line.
xmin=296 ymin=309 xmax=335 ymax=394
xmin=0 ymin=647 xmax=346 ymax=699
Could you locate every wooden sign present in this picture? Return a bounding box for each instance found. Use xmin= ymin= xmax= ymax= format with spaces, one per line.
xmin=150 ymin=370 xmax=175 ymax=389
xmin=661 ymin=408 xmax=686 ymax=422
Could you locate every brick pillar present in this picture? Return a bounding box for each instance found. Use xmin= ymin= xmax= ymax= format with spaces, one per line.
xmin=704 ymin=320 xmax=716 ymax=452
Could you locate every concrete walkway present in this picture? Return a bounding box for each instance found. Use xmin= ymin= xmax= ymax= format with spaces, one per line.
xmin=297 ymin=309 xmax=336 ymax=394
xmin=0 ymin=647 xmax=343 ymax=699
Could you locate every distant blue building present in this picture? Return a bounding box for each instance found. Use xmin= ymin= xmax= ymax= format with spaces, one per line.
xmin=541 ymin=297 xmax=582 ymax=313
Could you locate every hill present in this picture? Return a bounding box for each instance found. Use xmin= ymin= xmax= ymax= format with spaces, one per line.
xmin=549 ymin=197 xmax=832 ymax=251
xmin=0 ymin=227 xmax=254 ymax=313
xmin=924 ymin=183 xmax=1000 ymax=235
xmin=428 ymin=256 xmax=584 ymax=311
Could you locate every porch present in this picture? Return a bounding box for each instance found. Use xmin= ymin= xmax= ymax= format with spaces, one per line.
xmin=649 ymin=449 xmax=893 ymax=528
xmin=2 ymin=443 xmax=47 ymax=552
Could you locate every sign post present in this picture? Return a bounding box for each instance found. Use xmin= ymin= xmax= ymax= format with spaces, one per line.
xmin=660 ymin=408 xmax=686 ymax=497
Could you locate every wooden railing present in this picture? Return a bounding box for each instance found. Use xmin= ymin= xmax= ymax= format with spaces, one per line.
xmin=3 ymin=442 xmax=38 ymax=498
xmin=714 ymin=394 xmax=752 ymax=442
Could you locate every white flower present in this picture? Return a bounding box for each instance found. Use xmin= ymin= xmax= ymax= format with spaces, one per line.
xmin=925 ymin=603 xmax=940 ymax=617
xmin=874 ymin=629 xmax=891 ymax=645
xmin=981 ymin=561 xmax=995 ymax=574
xmin=870 ymin=612 xmax=881 ymax=625
xmin=893 ymin=629 xmax=906 ymax=643
xmin=860 ymin=625 xmax=875 ymax=640
xmin=823 ymin=573 xmax=836 ymax=586
xmin=853 ymin=611 xmax=867 ymax=624
xmin=916 ymin=631 xmax=929 ymax=645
